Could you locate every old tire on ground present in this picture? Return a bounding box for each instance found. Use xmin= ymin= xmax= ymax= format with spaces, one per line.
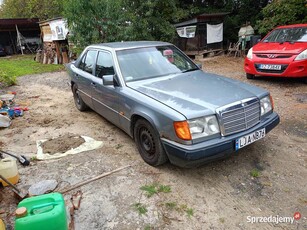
xmin=72 ymin=84 xmax=88 ymax=111
xmin=246 ymin=73 xmax=255 ymax=79
xmin=134 ymin=119 xmax=168 ymax=166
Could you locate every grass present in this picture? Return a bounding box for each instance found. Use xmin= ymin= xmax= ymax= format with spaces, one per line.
xmin=157 ymin=185 xmax=171 ymax=193
xmin=144 ymin=225 xmax=153 ymax=230
xmin=165 ymin=202 xmax=177 ymax=209
xmin=30 ymin=156 xmax=38 ymax=162
xmin=186 ymin=208 xmax=194 ymax=218
xmin=140 ymin=184 xmax=158 ymax=198
xmin=133 ymin=203 xmax=148 ymax=215
xmin=0 ymin=55 xmax=65 ymax=87
xmin=140 ymin=183 xmax=171 ymax=198
xmin=250 ymin=168 xmax=260 ymax=178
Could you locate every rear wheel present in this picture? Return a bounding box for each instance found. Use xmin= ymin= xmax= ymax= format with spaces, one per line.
xmin=72 ymin=84 xmax=88 ymax=111
xmin=134 ymin=119 xmax=168 ymax=166
xmin=246 ymin=73 xmax=255 ymax=79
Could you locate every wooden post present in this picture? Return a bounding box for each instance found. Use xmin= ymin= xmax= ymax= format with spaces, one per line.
xmin=55 ymin=41 xmax=62 ymax=64
xmin=15 ymin=25 xmax=23 ymax=55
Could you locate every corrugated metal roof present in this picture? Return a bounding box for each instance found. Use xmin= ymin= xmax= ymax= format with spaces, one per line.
xmin=174 ymin=12 xmax=229 ymax=28
xmin=0 ymin=18 xmax=39 ymax=31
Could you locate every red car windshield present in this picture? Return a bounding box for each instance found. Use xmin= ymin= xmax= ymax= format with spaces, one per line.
xmin=263 ymin=27 xmax=307 ymax=43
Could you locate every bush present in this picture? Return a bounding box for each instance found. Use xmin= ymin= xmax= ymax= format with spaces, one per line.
xmin=0 ymin=70 xmax=17 ymax=87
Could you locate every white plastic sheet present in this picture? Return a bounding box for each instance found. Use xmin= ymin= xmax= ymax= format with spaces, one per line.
xmin=207 ymin=23 xmax=223 ymax=44
xmin=36 ymin=136 xmax=103 ymax=160
xmin=0 ymin=114 xmax=11 ymax=128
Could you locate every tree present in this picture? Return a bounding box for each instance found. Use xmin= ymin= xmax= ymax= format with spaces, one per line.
xmin=123 ymin=0 xmax=186 ymax=42
xmin=256 ymin=0 xmax=307 ymax=34
xmin=0 ymin=0 xmax=64 ymax=20
xmin=63 ymin=0 xmax=127 ymax=49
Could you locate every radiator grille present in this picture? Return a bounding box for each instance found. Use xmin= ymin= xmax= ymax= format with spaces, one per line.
xmin=218 ymin=99 xmax=260 ymax=136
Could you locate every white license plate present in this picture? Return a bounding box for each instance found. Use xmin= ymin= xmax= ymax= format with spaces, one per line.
xmin=235 ymin=128 xmax=266 ymax=150
xmin=259 ymin=64 xmax=281 ymax=70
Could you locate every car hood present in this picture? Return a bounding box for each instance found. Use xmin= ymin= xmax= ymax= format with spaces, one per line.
xmin=126 ymin=71 xmax=267 ymax=119
xmin=253 ymin=42 xmax=307 ymax=54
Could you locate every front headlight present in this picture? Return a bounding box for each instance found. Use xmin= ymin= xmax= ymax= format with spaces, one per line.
xmin=294 ymin=49 xmax=307 ymax=61
xmin=260 ymin=95 xmax=273 ymax=116
xmin=246 ymin=48 xmax=253 ymax=60
xmin=188 ymin=115 xmax=220 ymax=139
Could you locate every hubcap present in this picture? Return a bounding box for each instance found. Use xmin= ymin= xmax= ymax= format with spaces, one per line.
xmin=75 ymin=91 xmax=80 ymax=105
xmin=139 ymin=128 xmax=155 ymax=158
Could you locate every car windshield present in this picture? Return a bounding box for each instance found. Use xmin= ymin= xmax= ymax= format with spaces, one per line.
xmin=116 ymin=45 xmax=198 ymax=82
xmin=263 ymin=27 xmax=307 ymax=43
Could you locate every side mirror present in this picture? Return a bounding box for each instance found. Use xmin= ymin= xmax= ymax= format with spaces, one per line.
xmin=102 ymin=75 xmax=114 ymax=86
xmin=102 ymin=74 xmax=120 ymax=87
xmin=196 ymin=63 xmax=202 ymax=69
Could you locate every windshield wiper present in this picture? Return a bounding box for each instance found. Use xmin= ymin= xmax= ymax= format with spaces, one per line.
xmin=279 ymin=40 xmax=295 ymax=44
xmin=182 ymin=68 xmax=199 ymax=73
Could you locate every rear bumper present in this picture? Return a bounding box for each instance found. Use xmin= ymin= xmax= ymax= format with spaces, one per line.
xmin=244 ymin=58 xmax=307 ymax=78
xmin=162 ymin=112 xmax=280 ymax=168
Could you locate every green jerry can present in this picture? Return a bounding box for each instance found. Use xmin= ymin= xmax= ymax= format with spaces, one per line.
xmin=15 ymin=193 xmax=68 ymax=230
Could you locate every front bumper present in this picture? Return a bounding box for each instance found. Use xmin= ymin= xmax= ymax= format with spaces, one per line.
xmin=162 ymin=112 xmax=280 ymax=168
xmin=244 ymin=58 xmax=307 ymax=78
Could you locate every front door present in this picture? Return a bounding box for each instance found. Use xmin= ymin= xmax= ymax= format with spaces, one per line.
xmin=91 ymin=50 xmax=120 ymax=125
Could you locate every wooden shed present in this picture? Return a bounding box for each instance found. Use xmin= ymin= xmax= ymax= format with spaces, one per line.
xmin=38 ymin=17 xmax=69 ymax=64
xmin=174 ymin=12 xmax=229 ymax=58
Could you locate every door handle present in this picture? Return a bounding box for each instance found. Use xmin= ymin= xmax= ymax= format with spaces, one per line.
xmin=91 ymin=82 xmax=96 ymax=87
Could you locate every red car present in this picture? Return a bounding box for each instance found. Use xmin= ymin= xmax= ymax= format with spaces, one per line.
xmin=244 ymin=24 xmax=307 ymax=81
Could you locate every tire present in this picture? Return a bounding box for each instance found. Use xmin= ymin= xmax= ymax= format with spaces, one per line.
xmin=246 ymin=73 xmax=255 ymax=79
xmin=134 ymin=119 xmax=168 ymax=166
xmin=72 ymin=84 xmax=88 ymax=111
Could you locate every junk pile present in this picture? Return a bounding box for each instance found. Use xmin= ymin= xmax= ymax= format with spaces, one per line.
xmin=0 ymin=161 xmax=131 ymax=230
xmin=0 ymin=92 xmax=28 ymax=128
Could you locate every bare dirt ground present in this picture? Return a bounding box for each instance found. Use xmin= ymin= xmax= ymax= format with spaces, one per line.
xmin=0 ymin=56 xmax=306 ymax=230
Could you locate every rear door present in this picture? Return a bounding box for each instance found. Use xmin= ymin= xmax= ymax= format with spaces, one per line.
xmin=72 ymin=49 xmax=98 ymax=108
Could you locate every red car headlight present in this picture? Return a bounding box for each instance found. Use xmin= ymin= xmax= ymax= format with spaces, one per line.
xmin=295 ymin=49 xmax=307 ymax=61
xmin=246 ymin=48 xmax=253 ymax=60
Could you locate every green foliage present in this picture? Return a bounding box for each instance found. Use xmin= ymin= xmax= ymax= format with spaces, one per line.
xmin=140 ymin=183 xmax=171 ymax=197
xmin=140 ymin=184 xmax=158 ymax=198
xmin=186 ymin=208 xmax=194 ymax=218
xmin=63 ymin=0 xmax=127 ymax=49
xmin=122 ymin=0 xmax=185 ymax=42
xmin=0 ymin=0 xmax=64 ymax=20
xmin=5 ymin=0 xmax=305 ymax=48
xmin=256 ymin=0 xmax=307 ymax=34
xmin=250 ymin=168 xmax=260 ymax=178
xmin=157 ymin=185 xmax=171 ymax=193
xmin=144 ymin=225 xmax=152 ymax=230
xmin=165 ymin=202 xmax=177 ymax=209
xmin=133 ymin=203 xmax=148 ymax=215
xmin=0 ymin=70 xmax=16 ymax=87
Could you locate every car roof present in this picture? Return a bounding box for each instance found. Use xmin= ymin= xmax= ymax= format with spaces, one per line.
xmin=88 ymin=41 xmax=172 ymax=51
xmin=275 ymin=24 xmax=307 ymax=29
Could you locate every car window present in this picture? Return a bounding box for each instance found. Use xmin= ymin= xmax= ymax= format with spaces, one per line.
xmin=95 ymin=51 xmax=115 ymax=78
xmin=263 ymin=27 xmax=307 ymax=43
xmin=79 ymin=50 xmax=97 ymax=74
xmin=117 ymin=45 xmax=197 ymax=82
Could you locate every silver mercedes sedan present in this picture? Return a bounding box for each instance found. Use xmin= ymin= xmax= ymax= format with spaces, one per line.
xmin=66 ymin=41 xmax=280 ymax=168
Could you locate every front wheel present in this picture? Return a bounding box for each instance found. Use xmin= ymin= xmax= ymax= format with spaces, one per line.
xmin=246 ymin=73 xmax=255 ymax=79
xmin=134 ymin=119 xmax=168 ymax=166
